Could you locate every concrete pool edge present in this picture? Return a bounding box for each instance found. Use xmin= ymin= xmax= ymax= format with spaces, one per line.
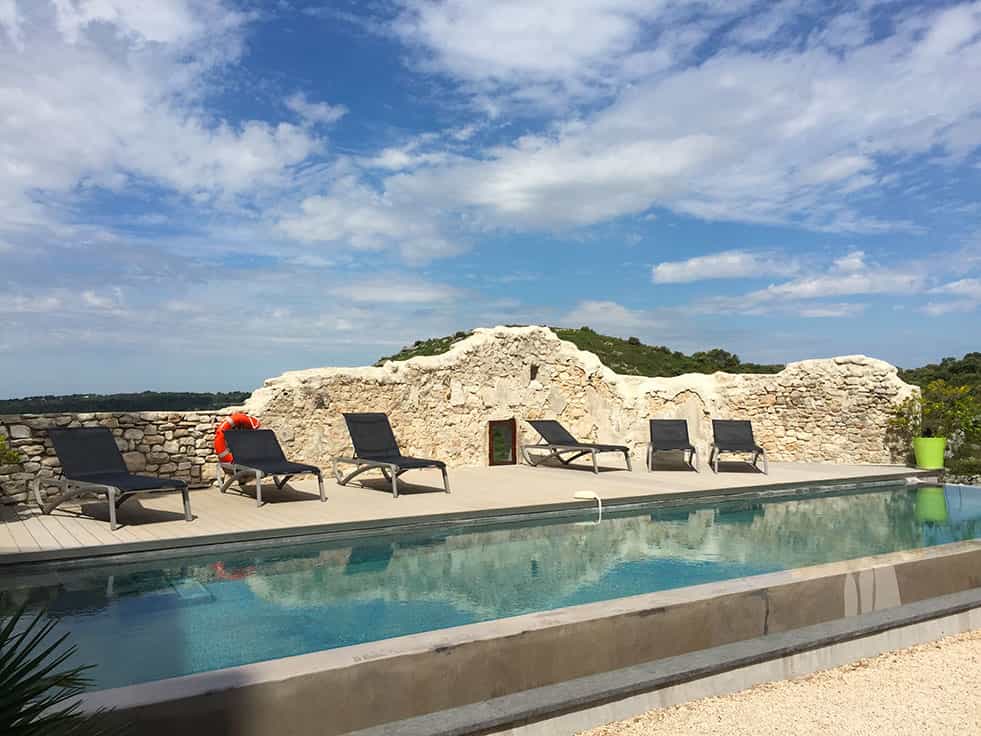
xmin=80 ymin=538 xmax=981 ymax=735
xmin=0 ymin=468 xmax=936 ymax=567
xmin=346 ymin=587 xmax=981 ymax=736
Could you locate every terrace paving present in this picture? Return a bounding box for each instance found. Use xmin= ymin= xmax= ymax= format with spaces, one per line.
xmin=0 ymin=460 xmax=928 ymax=559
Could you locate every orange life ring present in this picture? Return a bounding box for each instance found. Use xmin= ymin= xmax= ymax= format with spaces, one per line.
xmin=212 ymin=561 xmax=256 ymax=580
xmin=214 ymin=413 xmax=261 ymax=463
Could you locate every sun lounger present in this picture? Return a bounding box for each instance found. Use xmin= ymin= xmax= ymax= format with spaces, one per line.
xmin=521 ymin=419 xmax=632 ymax=473
xmin=219 ymin=429 xmax=325 ymax=506
xmin=648 ymin=419 xmax=698 ymax=471
xmin=34 ymin=427 xmax=192 ymax=530
xmin=332 ymin=413 xmax=449 ymax=498
xmin=709 ymin=419 xmax=768 ymax=474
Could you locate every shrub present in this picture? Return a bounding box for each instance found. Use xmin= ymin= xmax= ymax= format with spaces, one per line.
xmin=0 ymin=605 xmax=124 ymax=734
xmin=889 ymin=380 xmax=981 ymax=441
xmin=0 ymin=435 xmax=19 ymax=465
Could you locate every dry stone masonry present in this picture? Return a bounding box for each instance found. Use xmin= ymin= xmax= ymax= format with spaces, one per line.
xmin=0 ymin=412 xmax=223 ymax=505
xmin=244 ymin=326 xmax=916 ymax=471
xmin=0 ymin=326 xmax=917 ymax=505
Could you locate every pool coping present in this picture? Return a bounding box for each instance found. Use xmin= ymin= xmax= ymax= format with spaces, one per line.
xmin=0 ymin=468 xmax=938 ymax=568
xmin=77 ymin=537 xmax=981 ymax=735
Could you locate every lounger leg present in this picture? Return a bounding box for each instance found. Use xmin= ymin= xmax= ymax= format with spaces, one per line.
xmin=441 ymin=466 xmax=450 ymax=494
xmin=182 ymin=487 xmax=193 ymax=521
xmin=647 ymin=445 xmax=654 ymax=472
xmin=624 ymin=450 xmax=632 ymax=472
xmin=761 ymin=451 xmax=769 ymax=475
xmin=591 ymin=450 xmax=599 ymax=474
xmin=691 ymin=448 xmax=699 ymax=472
xmin=255 ymin=471 xmax=263 ymax=507
xmin=316 ymin=472 xmax=326 ymax=502
xmin=37 ymin=478 xmax=74 ymax=515
xmin=390 ymin=465 xmax=399 ymax=499
xmin=219 ymin=468 xmax=236 ymax=494
xmin=107 ymin=487 xmax=118 ymax=531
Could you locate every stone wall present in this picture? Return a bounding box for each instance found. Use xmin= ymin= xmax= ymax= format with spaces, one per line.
xmin=0 ymin=325 xmax=918 ymax=505
xmin=244 ymin=325 xmax=916 ymax=470
xmin=0 ymin=412 xmax=222 ymax=505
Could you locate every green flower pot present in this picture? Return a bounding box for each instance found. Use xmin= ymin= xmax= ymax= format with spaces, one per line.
xmin=912 ymin=437 xmax=946 ymax=470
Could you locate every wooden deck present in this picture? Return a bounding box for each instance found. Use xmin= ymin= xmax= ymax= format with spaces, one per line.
xmin=0 ymin=461 xmax=928 ymax=560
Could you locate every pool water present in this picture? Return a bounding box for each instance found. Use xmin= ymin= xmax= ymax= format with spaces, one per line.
xmin=3 ymin=482 xmax=980 ymax=690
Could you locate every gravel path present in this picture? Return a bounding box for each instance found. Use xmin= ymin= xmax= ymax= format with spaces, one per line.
xmin=580 ymin=629 xmax=981 ymax=736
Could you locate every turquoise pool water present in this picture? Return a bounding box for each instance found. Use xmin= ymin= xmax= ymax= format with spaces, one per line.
xmin=3 ymin=482 xmax=980 ymax=690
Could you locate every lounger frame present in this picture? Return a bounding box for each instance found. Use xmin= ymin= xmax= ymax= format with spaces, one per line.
xmin=520 ymin=442 xmax=632 ymax=474
xmin=332 ymin=456 xmax=450 ymax=499
xmin=33 ymin=476 xmax=191 ymax=531
xmin=218 ymin=462 xmax=325 ymax=507
xmin=708 ymin=446 xmax=768 ymax=474
xmin=646 ymin=443 xmax=699 ymax=472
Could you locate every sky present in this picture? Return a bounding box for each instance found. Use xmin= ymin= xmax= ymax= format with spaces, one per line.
xmin=1 ymin=0 xmax=981 ymax=397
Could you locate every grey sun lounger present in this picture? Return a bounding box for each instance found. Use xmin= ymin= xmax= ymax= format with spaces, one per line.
xmin=34 ymin=427 xmax=192 ymax=531
xmin=219 ymin=429 xmax=325 ymax=507
xmin=521 ymin=420 xmax=632 ymax=474
xmin=332 ymin=413 xmax=449 ymax=498
xmin=709 ymin=419 xmax=768 ymax=474
xmin=647 ymin=419 xmax=698 ymax=471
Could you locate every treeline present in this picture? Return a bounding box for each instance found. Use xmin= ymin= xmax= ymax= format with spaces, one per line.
xmin=0 ymin=391 xmax=250 ymax=414
xmin=553 ymin=327 xmax=784 ymax=376
xmin=899 ymin=352 xmax=981 ymax=391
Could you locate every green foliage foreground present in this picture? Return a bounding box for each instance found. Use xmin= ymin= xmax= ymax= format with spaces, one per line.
xmin=0 ymin=606 xmax=123 ymax=736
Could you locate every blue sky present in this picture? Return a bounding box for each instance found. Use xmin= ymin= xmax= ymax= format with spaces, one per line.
xmin=1 ymin=0 xmax=980 ymax=397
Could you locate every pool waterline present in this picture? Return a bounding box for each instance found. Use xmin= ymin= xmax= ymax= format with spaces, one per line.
xmin=4 ymin=480 xmax=979 ymax=691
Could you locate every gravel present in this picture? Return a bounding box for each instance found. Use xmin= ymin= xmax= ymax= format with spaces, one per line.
xmin=580 ymin=629 xmax=981 ymax=736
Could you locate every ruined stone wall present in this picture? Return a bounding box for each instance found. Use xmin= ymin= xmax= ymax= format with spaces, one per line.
xmin=0 ymin=412 xmax=221 ymax=505
xmin=244 ymin=326 xmax=916 ymax=470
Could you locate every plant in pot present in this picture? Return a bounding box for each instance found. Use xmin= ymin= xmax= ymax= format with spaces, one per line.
xmin=889 ymin=380 xmax=981 ymax=470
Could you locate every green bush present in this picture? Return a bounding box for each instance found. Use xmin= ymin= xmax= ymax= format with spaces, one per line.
xmin=0 ymin=435 xmax=19 ymax=465
xmin=889 ymin=380 xmax=981 ymax=441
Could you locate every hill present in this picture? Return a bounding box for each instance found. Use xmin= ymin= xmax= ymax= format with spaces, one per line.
xmin=376 ymin=326 xmax=783 ymax=376
xmin=899 ymin=353 xmax=981 ymax=390
xmin=0 ymin=391 xmax=250 ymax=415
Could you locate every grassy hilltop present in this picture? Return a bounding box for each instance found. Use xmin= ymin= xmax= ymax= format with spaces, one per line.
xmin=376 ymin=326 xmax=783 ymax=376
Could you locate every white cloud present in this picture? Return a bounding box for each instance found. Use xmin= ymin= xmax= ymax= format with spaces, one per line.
xmin=329 ymin=277 xmax=462 ymax=304
xmin=0 ymin=0 xmax=323 ymax=235
xmin=379 ymin=2 xmax=981 ymax=234
xmin=922 ymin=278 xmax=981 ymax=315
xmin=285 ymin=92 xmax=348 ymax=125
xmin=799 ymin=303 xmax=866 ymax=318
xmin=652 ymin=250 xmax=798 ymax=284
xmin=832 ymin=250 xmax=866 ymax=273
xmin=561 ymin=300 xmax=662 ymax=333
xmin=921 ymin=299 xmax=979 ymax=316
xmin=276 ymin=168 xmax=462 ymax=262
xmin=933 ymin=278 xmax=981 ymax=299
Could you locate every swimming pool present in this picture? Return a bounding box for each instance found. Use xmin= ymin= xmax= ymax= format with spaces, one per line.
xmin=3 ymin=482 xmax=980 ymax=690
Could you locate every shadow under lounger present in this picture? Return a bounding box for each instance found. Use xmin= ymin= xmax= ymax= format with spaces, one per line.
xmin=219 ymin=429 xmax=326 ymax=506
xmin=35 ymin=426 xmax=192 ymax=531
